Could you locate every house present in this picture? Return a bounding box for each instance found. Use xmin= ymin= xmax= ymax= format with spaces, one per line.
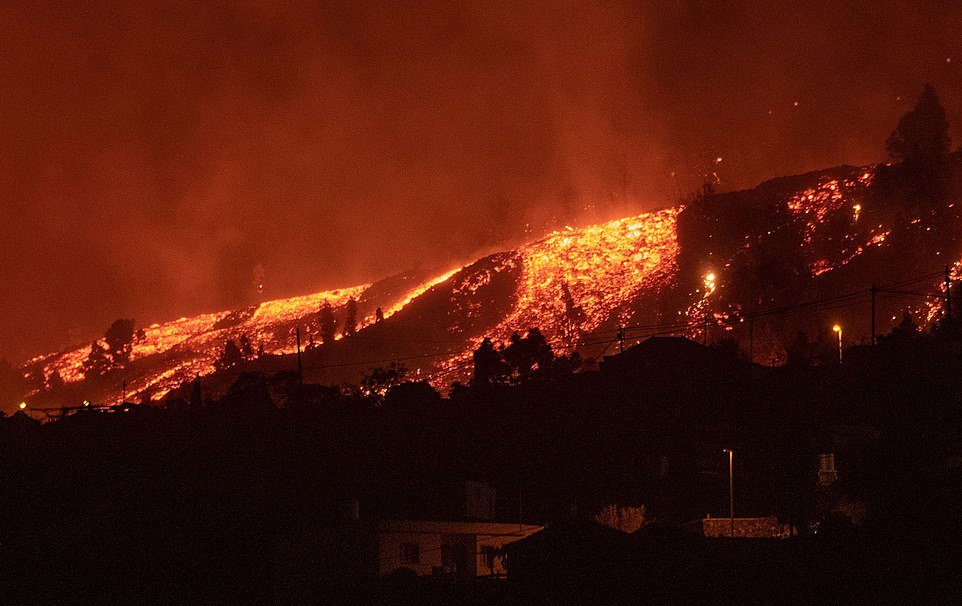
xmin=503 ymin=519 xmax=633 ymax=604
xmin=377 ymin=520 xmax=542 ymax=577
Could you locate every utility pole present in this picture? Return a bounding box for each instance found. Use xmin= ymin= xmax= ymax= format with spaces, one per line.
xmin=871 ymin=284 xmax=877 ymax=346
xmin=121 ymin=377 xmax=126 ymax=404
xmin=723 ymin=449 xmax=734 ymax=537
xmin=749 ymin=315 xmax=755 ymax=364
xmin=946 ymin=266 xmax=952 ymax=320
xmin=832 ymin=324 xmax=843 ymax=365
xmin=295 ymin=327 xmax=303 ymax=385
xmin=617 ymin=326 xmax=625 ymax=353
xmin=518 ymin=398 xmax=524 ymax=530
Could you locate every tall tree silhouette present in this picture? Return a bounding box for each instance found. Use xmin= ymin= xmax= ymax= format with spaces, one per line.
xmin=189 ymin=375 xmax=203 ymax=408
xmin=46 ymin=369 xmax=65 ymax=391
xmin=503 ymin=328 xmax=554 ymax=381
xmin=82 ymin=341 xmax=112 ymax=378
xmin=238 ymin=334 xmax=254 ymax=360
xmin=472 ymin=337 xmax=508 ymax=385
xmin=215 ymin=339 xmax=243 ymax=370
xmin=560 ymin=282 xmax=586 ymax=336
xmin=343 ymin=298 xmax=358 ymax=336
xmin=882 ymin=84 xmax=952 ymax=223
xmin=104 ymin=318 xmax=136 ymax=367
xmin=318 ymin=302 xmax=338 ymax=344
xmin=886 ymin=84 xmax=950 ymax=165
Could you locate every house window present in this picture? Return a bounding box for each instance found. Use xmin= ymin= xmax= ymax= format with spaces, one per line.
xmin=400 ymin=542 xmax=420 ymax=564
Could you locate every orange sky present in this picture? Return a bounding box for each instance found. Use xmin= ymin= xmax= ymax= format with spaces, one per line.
xmin=1 ymin=0 xmax=961 ymax=362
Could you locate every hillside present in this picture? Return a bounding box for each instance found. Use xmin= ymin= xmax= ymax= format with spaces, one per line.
xmin=15 ymin=153 xmax=962 ymax=409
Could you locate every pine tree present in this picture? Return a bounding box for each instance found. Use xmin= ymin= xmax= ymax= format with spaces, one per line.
xmin=215 ymin=339 xmax=243 ymax=370
xmin=318 ymin=302 xmax=338 ymax=344
xmin=560 ymin=282 xmax=586 ymax=336
xmin=104 ymin=318 xmax=136 ymax=367
xmin=887 ymin=84 xmax=951 ymax=165
xmin=239 ymin=334 xmax=254 ymax=360
xmin=189 ymin=375 xmax=203 ymax=408
xmin=47 ymin=369 xmax=65 ymax=391
xmin=472 ymin=337 xmax=508 ymax=385
xmin=82 ymin=341 xmax=112 ymax=378
xmin=343 ymin=298 xmax=358 ymax=336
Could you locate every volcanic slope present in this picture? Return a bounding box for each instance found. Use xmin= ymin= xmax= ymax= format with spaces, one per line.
xmin=19 ymin=153 xmax=962 ymax=407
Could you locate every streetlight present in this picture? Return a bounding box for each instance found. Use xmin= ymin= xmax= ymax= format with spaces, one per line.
xmin=723 ymin=448 xmax=734 ymax=537
xmin=832 ymin=324 xmax=843 ymax=364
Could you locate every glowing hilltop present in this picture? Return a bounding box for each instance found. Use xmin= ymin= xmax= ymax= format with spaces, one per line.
xmin=20 ymin=159 xmax=962 ymax=407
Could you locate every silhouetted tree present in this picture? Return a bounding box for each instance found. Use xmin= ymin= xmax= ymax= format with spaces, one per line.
xmin=318 ymin=302 xmax=338 ymax=344
xmin=551 ymin=351 xmax=582 ymax=377
xmin=472 ymin=337 xmax=509 ymax=385
xmin=46 ymin=369 xmax=65 ymax=391
xmin=560 ymin=282 xmax=586 ymax=335
xmin=82 ymin=341 xmax=112 ymax=378
xmin=501 ymin=331 xmax=524 ymax=371
xmin=189 ymin=375 xmax=203 ymax=408
xmin=239 ymin=334 xmax=254 ymax=360
xmin=502 ymin=328 xmax=554 ymax=381
xmin=375 ymin=307 xmax=385 ymax=323
xmin=887 ymin=85 xmax=950 ymax=165
xmin=215 ymin=339 xmax=243 ymax=370
xmin=343 ymin=297 xmax=358 ymax=336
xmin=526 ymin=328 xmax=554 ymax=374
xmin=883 ymin=311 xmax=921 ymax=344
xmin=361 ymin=362 xmax=407 ymax=396
xmin=104 ymin=318 xmax=136 ymax=367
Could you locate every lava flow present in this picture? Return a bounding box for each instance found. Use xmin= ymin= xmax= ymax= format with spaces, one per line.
xmin=23 ymin=158 xmax=962 ymax=404
xmin=432 ymin=208 xmax=681 ymax=383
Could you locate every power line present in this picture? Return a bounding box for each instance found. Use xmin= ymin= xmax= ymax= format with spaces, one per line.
xmin=157 ymin=267 xmax=958 ymax=388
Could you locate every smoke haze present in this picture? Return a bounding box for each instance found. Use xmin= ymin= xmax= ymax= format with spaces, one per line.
xmin=2 ymin=0 xmax=961 ymax=361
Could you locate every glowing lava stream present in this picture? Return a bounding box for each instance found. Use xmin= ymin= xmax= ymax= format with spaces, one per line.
xmin=26 ymin=164 xmax=905 ymax=401
xmin=30 ymin=272 xmax=470 ymax=402
xmin=30 ymin=284 xmax=372 ymax=399
xmin=433 ymin=207 xmax=682 ymax=383
xmin=498 ymin=208 xmax=680 ymax=340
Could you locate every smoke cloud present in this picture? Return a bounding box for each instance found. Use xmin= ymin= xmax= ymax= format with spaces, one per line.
xmin=1 ymin=0 xmax=961 ymax=361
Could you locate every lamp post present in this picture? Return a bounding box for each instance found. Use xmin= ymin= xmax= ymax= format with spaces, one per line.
xmin=832 ymin=324 xmax=843 ymax=365
xmin=723 ymin=448 xmax=734 ymax=537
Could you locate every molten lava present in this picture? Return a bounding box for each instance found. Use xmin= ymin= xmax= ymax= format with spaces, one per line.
xmin=22 ymin=160 xmax=959 ymax=406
